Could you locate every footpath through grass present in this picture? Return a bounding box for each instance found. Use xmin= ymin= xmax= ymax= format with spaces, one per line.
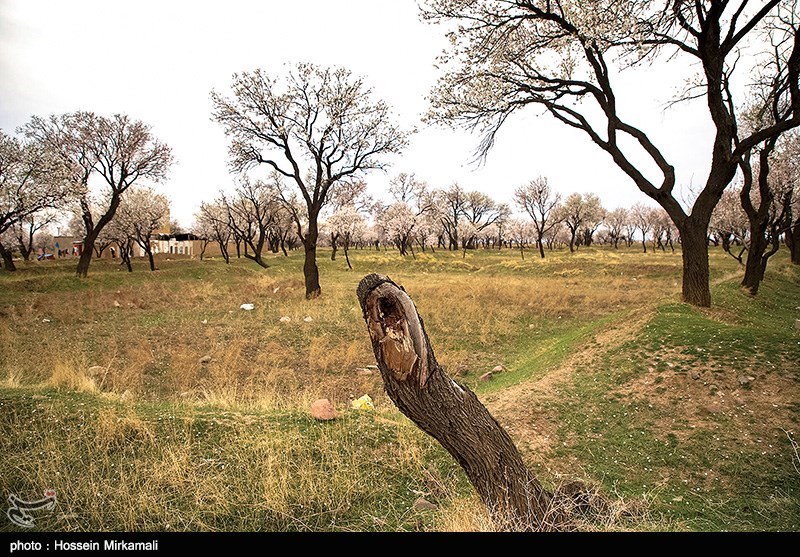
xmin=545 ymin=268 xmax=800 ymax=531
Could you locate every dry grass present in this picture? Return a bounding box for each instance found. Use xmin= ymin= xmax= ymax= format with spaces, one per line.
xmin=49 ymin=359 xmax=97 ymax=393
xmin=0 ymin=390 xmax=451 ymax=531
xmin=0 ymin=247 xmax=683 ymax=407
xmin=1 ymin=246 xmax=795 ymax=532
xmin=435 ymin=495 xmax=497 ymax=532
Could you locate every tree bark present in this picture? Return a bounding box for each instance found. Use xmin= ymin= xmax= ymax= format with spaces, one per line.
xmin=119 ymin=242 xmax=133 ymax=273
xmin=243 ymin=251 xmax=269 ymax=268
xmin=741 ymin=242 xmax=766 ymax=296
xmin=344 ymin=244 xmax=352 ymax=270
xmin=146 ymin=247 xmax=157 ymax=272
xmin=343 ymin=234 xmax=353 ymax=270
xmin=217 ymin=240 xmax=230 ymax=264
xmin=782 ymin=192 xmax=799 ymax=265
xmin=304 ymin=217 xmax=321 ymax=299
xmin=331 ymin=232 xmax=339 ymax=261
xmin=356 ymin=274 xmax=554 ymax=531
xmin=789 ymin=220 xmax=800 ymax=265
xmin=0 ymin=242 xmax=17 ymax=272
xmin=76 ymin=231 xmax=98 ymax=278
xmin=678 ymin=221 xmax=711 ymax=307
xmin=280 ymin=232 xmax=289 ymax=257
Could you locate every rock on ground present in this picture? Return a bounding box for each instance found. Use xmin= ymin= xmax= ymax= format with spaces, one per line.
xmin=412 ymin=497 xmax=438 ymax=511
xmin=310 ymin=398 xmax=337 ymax=421
xmin=738 ymin=375 xmax=754 ymax=387
xmin=199 ymin=355 xmax=212 ymax=364
xmin=479 ymin=372 xmax=493 ymax=381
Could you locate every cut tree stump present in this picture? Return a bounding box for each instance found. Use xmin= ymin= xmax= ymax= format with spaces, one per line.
xmin=357 ymin=273 xmax=555 ymax=531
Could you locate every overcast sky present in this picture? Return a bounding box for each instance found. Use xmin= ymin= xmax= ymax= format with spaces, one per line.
xmin=1 ymin=0 xmax=718 ymax=226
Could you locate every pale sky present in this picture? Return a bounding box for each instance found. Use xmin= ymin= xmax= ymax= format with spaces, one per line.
xmin=1 ymin=0 xmax=718 ymax=226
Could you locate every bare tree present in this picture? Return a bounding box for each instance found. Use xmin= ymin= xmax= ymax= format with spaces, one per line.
xmin=631 ymin=203 xmax=656 ymax=253
xmin=558 ymin=193 xmax=603 ymax=253
xmin=326 ymin=205 xmax=366 ymax=269
xmin=10 ymin=212 xmax=56 ymax=261
xmin=424 ymin=0 xmax=800 ymax=307
xmin=191 ymin=217 xmax=214 ymax=261
xmin=194 ymin=201 xmax=232 ymax=263
xmin=514 ymin=176 xmax=562 ymax=258
xmin=462 ymin=191 xmax=508 ymax=252
xmin=738 ymin=135 xmax=798 ymax=292
xmin=221 ymin=178 xmax=280 ymax=269
xmin=103 ymin=211 xmax=136 ymax=272
xmin=711 ymin=188 xmax=749 ymax=263
xmin=507 ymin=217 xmax=535 ymax=259
xmin=388 ymin=172 xmax=428 ymax=203
xmin=377 ymin=202 xmax=419 ymax=257
xmin=623 ymin=215 xmax=638 ymax=248
xmin=436 ymin=184 xmax=467 ymax=250
xmin=212 ymin=63 xmax=408 ymax=298
xmin=24 ymin=113 xmax=172 ymax=277
xmin=0 ymin=129 xmax=70 ymax=271
xmin=580 ymin=204 xmax=607 ymax=247
xmin=117 ymin=187 xmax=170 ymax=272
xmin=650 ymin=208 xmax=674 ymax=252
xmin=606 ymin=207 xmax=629 ymax=249
xmin=327 ymin=180 xmax=370 ymax=261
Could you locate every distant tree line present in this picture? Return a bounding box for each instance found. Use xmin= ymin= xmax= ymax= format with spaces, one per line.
xmin=4 ymin=0 xmax=800 ymax=311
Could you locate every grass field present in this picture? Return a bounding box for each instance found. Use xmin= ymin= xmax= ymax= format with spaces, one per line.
xmin=1 ymin=246 xmax=798 ymax=531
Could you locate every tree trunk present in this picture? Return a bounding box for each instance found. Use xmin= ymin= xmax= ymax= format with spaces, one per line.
xmin=18 ymin=235 xmax=33 ymax=261
xmin=331 ymin=232 xmax=339 ymax=261
xmin=217 ymin=240 xmax=230 ymax=264
xmin=0 ymin=242 xmax=17 ymax=272
xmin=280 ymin=233 xmax=289 ymax=257
xmin=146 ymin=248 xmax=157 ymax=272
xmin=244 ymin=251 xmax=269 ymax=268
xmin=787 ymin=219 xmax=800 ymax=265
xmin=356 ymin=274 xmax=555 ymax=530
xmin=678 ymin=220 xmax=711 ymax=307
xmin=119 ymin=243 xmax=133 ymax=273
xmin=304 ymin=217 xmax=321 ymax=299
xmin=344 ymin=242 xmax=352 ymax=270
xmin=76 ymin=232 xmax=98 ymax=278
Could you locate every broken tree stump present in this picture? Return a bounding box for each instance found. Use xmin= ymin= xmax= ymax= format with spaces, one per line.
xmin=357 ymin=273 xmax=555 ymax=531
